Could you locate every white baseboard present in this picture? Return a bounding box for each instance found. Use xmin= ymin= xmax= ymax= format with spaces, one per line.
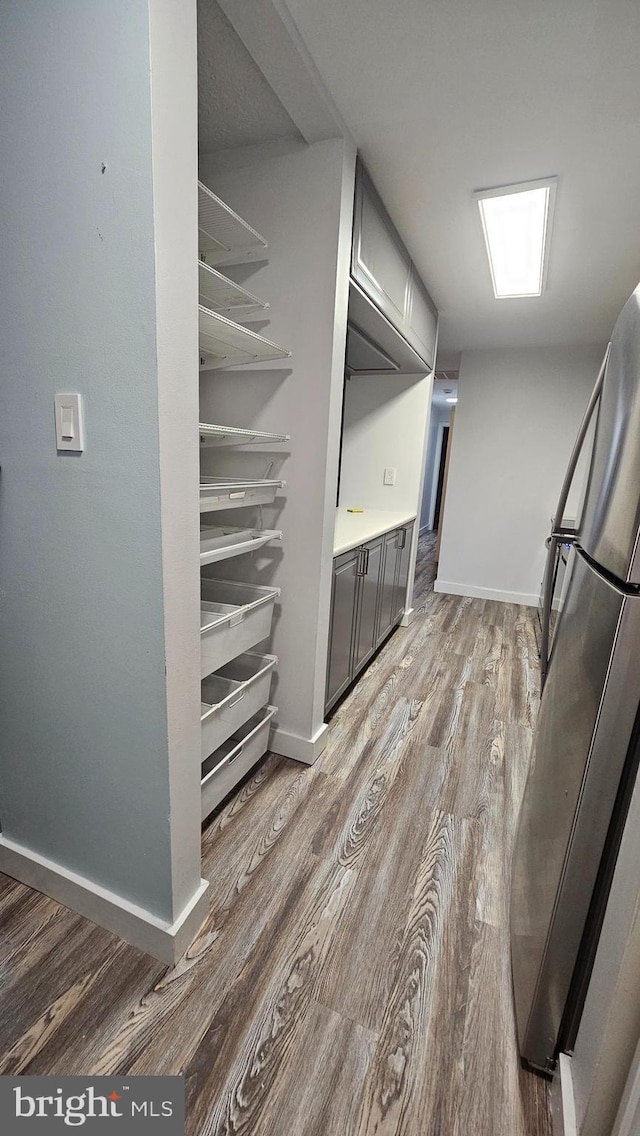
xmin=418 ymin=525 xmax=431 ymax=536
xmin=270 ymin=722 xmax=329 ymax=766
xmin=0 ymin=834 xmax=210 ymax=965
xmin=551 ymin=1053 xmax=578 ymax=1136
xmin=401 ymin=607 xmax=416 ymax=627
xmin=434 ymin=579 xmax=539 ymax=607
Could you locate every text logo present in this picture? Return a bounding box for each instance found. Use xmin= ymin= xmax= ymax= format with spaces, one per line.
xmin=0 ymin=1076 xmax=184 ymax=1132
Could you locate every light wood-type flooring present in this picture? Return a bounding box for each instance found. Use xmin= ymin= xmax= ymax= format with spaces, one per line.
xmin=0 ymin=532 xmax=551 ymax=1135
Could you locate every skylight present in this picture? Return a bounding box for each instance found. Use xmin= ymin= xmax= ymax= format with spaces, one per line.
xmin=475 ymin=178 xmax=557 ymax=299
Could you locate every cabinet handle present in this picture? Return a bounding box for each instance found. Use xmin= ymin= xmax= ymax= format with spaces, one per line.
xmin=356 ymin=548 xmax=370 ymax=576
xmin=228 ymin=741 xmax=245 ymax=764
xmin=397 ymin=529 xmax=407 ymax=550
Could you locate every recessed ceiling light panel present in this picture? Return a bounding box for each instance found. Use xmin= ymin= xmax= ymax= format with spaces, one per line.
xmin=474 ymin=177 xmax=557 ymax=299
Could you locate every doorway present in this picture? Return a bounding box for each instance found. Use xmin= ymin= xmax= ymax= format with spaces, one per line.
xmin=433 ymin=425 xmax=450 ymax=531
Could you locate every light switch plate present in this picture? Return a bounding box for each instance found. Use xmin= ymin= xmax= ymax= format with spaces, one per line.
xmin=55 ymin=393 xmax=84 ymax=452
xmin=383 ymin=467 xmax=396 ymax=486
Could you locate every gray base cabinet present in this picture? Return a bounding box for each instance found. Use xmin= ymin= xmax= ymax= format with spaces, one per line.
xmin=394 ymin=523 xmax=413 ymax=623
xmin=325 ymin=522 xmax=414 ymax=714
xmin=326 ymin=547 xmax=361 ymax=710
xmin=353 ymin=535 xmax=384 ymax=673
xmin=378 ymin=528 xmax=401 ymax=643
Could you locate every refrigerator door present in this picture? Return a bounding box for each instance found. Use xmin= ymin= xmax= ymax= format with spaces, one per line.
xmin=511 ymin=549 xmax=640 ymax=1073
xmin=579 ymin=285 xmax=640 ymax=584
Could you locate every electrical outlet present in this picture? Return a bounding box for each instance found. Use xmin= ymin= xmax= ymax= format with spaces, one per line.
xmin=383 ymin=467 xmax=396 ymax=486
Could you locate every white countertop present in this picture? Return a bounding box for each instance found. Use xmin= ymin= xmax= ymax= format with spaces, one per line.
xmin=334 ymin=508 xmax=417 ymax=556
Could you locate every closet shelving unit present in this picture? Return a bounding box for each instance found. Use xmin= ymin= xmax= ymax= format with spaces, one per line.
xmin=198 ymin=262 xmax=269 ymax=316
xmin=200 ymin=524 xmax=283 ymax=566
xmin=200 ymin=706 xmax=277 ymax=821
xmin=198 ymin=305 xmax=290 ymax=370
xmin=199 ymin=422 xmax=289 ymax=448
xmin=198 ymin=327 xmax=290 ymax=368
xmin=197 ymin=182 xmax=290 ymax=372
xmin=200 ymin=652 xmax=278 ymax=762
xmin=200 ymin=579 xmax=281 ymax=680
xmin=198 ymin=182 xmax=268 ymax=265
xmin=197 ymin=180 xmax=289 ymax=822
xmin=199 ymin=475 xmax=285 ymax=513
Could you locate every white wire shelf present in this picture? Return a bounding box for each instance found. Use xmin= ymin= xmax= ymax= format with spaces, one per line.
xmin=199 ymin=306 xmax=291 ymax=370
xmin=198 ymin=262 xmax=268 ymax=316
xmin=200 ymin=476 xmax=285 ymax=513
xmin=199 ymin=423 xmax=290 ymax=448
xmin=198 ymin=181 xmax=268 ymax=266
xmin=200 ymin=525 xmax=283 ymax=566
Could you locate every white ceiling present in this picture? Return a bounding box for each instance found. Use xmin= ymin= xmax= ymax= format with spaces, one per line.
xmin=432 ymin=373 xmax=459 ymax=410
xmin=283 ymin=0 xmax=640 ymax=354
xmin=198 ymin=0 xmax=301 ymax=154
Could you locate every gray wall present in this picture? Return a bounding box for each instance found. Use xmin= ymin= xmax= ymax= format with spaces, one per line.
xmin=0 ymin=0 xmax=202 ymax=922
xmin=437 ymin=345 xmax=605 ymax=605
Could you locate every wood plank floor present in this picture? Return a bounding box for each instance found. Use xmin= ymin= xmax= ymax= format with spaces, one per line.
xmin=0 ymin=532 xmax=551 ymax=1135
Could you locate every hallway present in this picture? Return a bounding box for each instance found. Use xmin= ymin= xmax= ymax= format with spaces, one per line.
xmin=0 ymin=536 xmax=551 ymax=1135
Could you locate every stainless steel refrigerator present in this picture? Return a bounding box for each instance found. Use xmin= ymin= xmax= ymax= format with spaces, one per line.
xmin=511 ymin=284 xmax=640 ymax=1076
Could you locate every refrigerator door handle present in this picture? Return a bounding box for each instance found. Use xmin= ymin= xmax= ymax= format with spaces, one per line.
xmin=540 ymin=534 xmax=562 ymax=688
xmin=541 ymin=344 xmax=611 ymax=688
xmin=551 ymin=342 xmax=611 ymax=539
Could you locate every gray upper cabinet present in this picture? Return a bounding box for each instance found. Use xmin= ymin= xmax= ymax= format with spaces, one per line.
xmin=406 ymin=268 xmax=438 ymax=373
xmin=350 ymin=161 xmax=438 ymax=373
xmin=352 ymin=166 xmax=411 ymax=336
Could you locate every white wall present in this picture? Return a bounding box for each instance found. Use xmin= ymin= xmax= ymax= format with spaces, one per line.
xmin=436 ymin=345 xmax=605 ymax=605
xmin=420 ymin=404 xmax=451 ymax=532
xmin=339 ymin=372 xmax=433 ymax=514
xmin=149 ymin=0 xmax=204 ymax=925
xmin=0 ymin=0 xmax=206 ymax=959
xmin=199 ymin=137 xmax=355 ymax=764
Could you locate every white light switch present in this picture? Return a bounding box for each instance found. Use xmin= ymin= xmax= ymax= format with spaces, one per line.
xmin=383 ymin=467 xmax=396 ymax=486
xmin=61 ymin=406 xmax=74 ymax=439
xmin=55 ymin=393 xmax=84 ymax=452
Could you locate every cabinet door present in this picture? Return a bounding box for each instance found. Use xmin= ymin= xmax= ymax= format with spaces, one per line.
xmin=377 ymin=530 xmax=400 ymax=646
xmin=406 ymin=268 xmax=438 ymax=371
xmin=393 ymin=523 xmax=414 ymax=622
xmin=352 ymin=165 xmax=411 ymax=336
xmin=326 ymin=549 xmax=360 ymax=710
xmin=353 ymin=537 xmax=384 ymax=674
